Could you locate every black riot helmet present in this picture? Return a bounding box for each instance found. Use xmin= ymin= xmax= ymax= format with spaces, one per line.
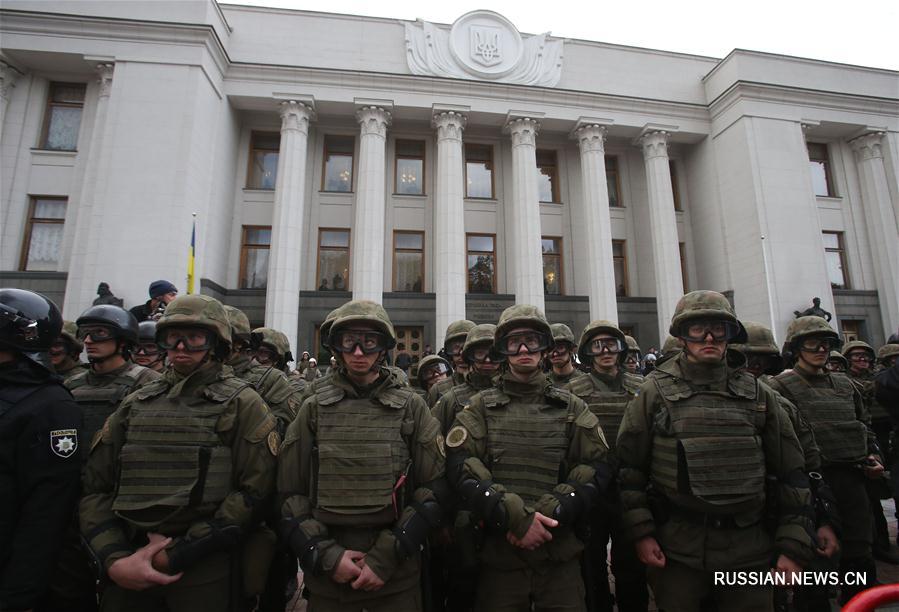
xmin=76 ymin=304 xmax=140 ymax=346
xmin=0 ymin=287 xmax=64 ymax=371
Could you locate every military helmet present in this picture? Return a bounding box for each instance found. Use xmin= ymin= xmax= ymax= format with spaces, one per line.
xmin=669 ymin=290 xmax=747 ymax=343
xmin=156 ymin=294 xmax=231 ymax=347
xmin=251 ymin=327 xmax=293 ymax=362
xmin=137 ymin=320 xmax=157 ymax=343
xmin=661 ymin=335 xmax=682 ymax=356
xmin=625 ymin=335 xmax=641 ymax=353
xmin=827 ymin=350 xmax=848 ymax=369
xmin=462 ymin=323 xmax=500 ymax=363
xmin=319 ymin=307 xmax=341 ymax=349
xmin=735 ymin=321 xmax=780 ymax=354
xmin=223 ymin=305 xmax=251 ymax=344
xmin=495 ymin=304 xmax=552 ymax=343
xmin=328 ymin=300 xmax=396 ymax=350
xmin=417 ymin=354 xmax=452 ymax=388
xmin=551 ymin=323 xmax=576 ymax=347
xmin=76 ymin=304 xmax=139 ymax=345
xmin=577 ymin=319 xmax=627 ymax=364
xmin=0 ymin=288 xmax=63 ymax=370
xmin=60 ymin=320 xmax=83 ymax=352
xmin=784 ymin=316 xmax=840 ymax=349
xmin=444 ymin=320 xmax=476 ymax=346
xmin=841 ymin=340 xmax=875 ymax=360
xmin=877 ymin=343 xmax=899 ymax=364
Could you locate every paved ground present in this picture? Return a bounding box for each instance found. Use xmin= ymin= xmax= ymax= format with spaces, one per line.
xmin=286 ymin=499 xmax=899 ymax=611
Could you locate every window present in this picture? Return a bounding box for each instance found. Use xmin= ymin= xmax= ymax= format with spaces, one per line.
xmin=247 ymin=131 xmax=280 ymax=189
xmin=606 ymin=156 xmax=622 ymax=207
xmin=395 ymin=139 xmax=425 ymax=195
xmin=467 ymin=234 xmax=496 ymax=293
xmin=808 ymin=143 xmax=835 ymax=197
xmin=670 ymin=160 xmax=682 ymax=210
xmin=537 ymin=149 xmax=560 ymax=203
xmin=465 ymin=144 xmax=494 ymax=199
xmin=612 ymin=240 xmax=628 ymax=296
xmin=840 ymin=320 xmax=861 ymax=345
xmin=239 ymin=226 xmax=271 ymax=289
xmin=679 ymin=242 xmax=688 ymax=291
xmin=542 ymin=237 xmax=563 ymax=295
xmin=823 ymin=231 xmax=848 ymax=289
xmin=41 ymin=82 xmax=86 ymax=151
xmin=322 ymin=136 xmax=354 ymax=192
xmin=394 ymin=231 xmax=424 ymax=292
xmin=20 ymin=197 xmax=66 ymax=271
xmin=317 ymin=229 xmax=350 ymax=291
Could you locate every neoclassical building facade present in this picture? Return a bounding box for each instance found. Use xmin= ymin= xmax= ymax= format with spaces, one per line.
xmin=1 ymin=1 xmax=897 ymax=359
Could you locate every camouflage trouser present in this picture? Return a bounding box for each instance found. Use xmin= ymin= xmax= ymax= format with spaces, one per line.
xmin=647 ymin=560 xmax=773 ymax=612
xmin=307 ymin=586 xmax=422 ymax=612
xmin=475 ymin=559 xmax=586 ymax=612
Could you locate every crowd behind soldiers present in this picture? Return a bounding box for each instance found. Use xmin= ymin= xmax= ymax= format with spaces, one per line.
xmin=2 ymin=280 xmax=899 ymax=612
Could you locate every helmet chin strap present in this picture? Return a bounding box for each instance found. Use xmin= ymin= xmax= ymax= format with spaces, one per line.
xmin=88 ymin=339 xmax=125 ymax=365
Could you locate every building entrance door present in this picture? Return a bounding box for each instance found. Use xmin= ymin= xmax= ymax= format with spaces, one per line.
xmin=395 ymin=326 xmax=425 ymax=367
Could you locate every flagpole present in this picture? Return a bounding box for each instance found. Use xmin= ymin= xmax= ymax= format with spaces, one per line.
xmin=187 ymin=212 xmax=197 ymax=294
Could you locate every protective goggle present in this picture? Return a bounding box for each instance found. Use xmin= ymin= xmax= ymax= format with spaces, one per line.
xmin=677 ymin=320 xmax=741 ymax=342
xmin=157 ymin=329 xmax=215 ymax=351
xmin=847 ymin=353 xmax=873 ymax=363
xmin=444 ymin=339 xmax=465 ymax=357
xmin=133 ymin=342 xmax=161 ymax=356
xmin=330 ymin=330 xmax=390 ymax=354
xmin=420 ymin=362 xmax=451 ymax=380
xmin=550 ymin=342 xmax=575 ymax=355
xmin=798 ymin=337 xmax=840 ymax=353
xmin=254 ymin=346 xmax=278 ymax=364
xmin=466 ymin=345 xmax=505 ymax=363
xmin=77 ymin=325 xmax=116 ymax=342
xmin=48 ymin=340 xmax=69 ymax=355
xmin=496 ymin=331 xmax=551 ymax=356
xmin=583 ymin=337 xmax=625 ymax=356
xmin=624 ymin=352 xmax=641 ymax=363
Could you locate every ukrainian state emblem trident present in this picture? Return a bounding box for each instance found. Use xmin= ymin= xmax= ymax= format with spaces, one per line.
xmin=471 ymin=26 xmax=502 ymax=66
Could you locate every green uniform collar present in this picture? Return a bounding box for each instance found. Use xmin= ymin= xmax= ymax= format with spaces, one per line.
xmin=500 ymin=371 xmax=547 ymax=397
xmin=163 ymin=361 xmax=222 ymax=398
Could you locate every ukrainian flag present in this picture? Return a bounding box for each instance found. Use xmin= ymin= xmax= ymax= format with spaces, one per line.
xmin=187 ymin=216 xmax=196 ymax=294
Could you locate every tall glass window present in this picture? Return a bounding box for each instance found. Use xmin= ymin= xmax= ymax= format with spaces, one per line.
xmin=41 ymin=82 xmax=86 ymax=151
xmin=394 ymin=231 xmax=424 ymax=292
xmin=239 ymin=226 xmax=271 ymax=289
xmin=322 ymin=136 xmax=354 ymax=192
xmin=606 ymin=156 xmax=622 ymax=207
xmin=808 ymin=143 xmax=835 ymax=197
xmin=537 ymin=149 xmax=560 ymax=203
xmin=467 ymin=234 xmax=496 ymax=293
xmin=247 ymin=132 xmax=280 ymax=189
xmin=612 ymin=239 xmax=628 ymax=296
xmin=465 ymin=144 xmax=494 ymax=199
xmin=395 ymin=140 xmax=425 ymax=195
xmin=20 ymin=197 xmax=66 ymax=271
xmin=542 ymin=237 xmax=563 ymax=295
xmin=823 ymin=231 xmax=848 ymax=289
xmin=318 ymin=229 xmax=351 ymax=290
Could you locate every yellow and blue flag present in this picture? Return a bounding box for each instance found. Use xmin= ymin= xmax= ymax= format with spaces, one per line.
xmin=187 ymin=216 xmax=196 ymax=294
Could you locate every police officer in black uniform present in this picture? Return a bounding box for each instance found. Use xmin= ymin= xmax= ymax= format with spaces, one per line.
xmin=0 ymin=288 xmax=83 ymax=611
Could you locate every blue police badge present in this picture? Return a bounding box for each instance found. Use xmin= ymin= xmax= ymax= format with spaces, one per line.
xmin=50 ymin=429 xmax=78 ymax=458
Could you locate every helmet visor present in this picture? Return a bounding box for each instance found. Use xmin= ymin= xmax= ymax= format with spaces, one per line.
xmin=799 ymin=336 xmax=840 ymax=353
xmin=77 ymin=325 xmax=116 ymax=342
xmin=583 ymin=337 xmax=625 ymax=356
xmin=677 ymin=319 xmax=741 ymax=342
xmin=496 ymin=331 xmax=551 ymax=356
xmin=444 ymin=339 xmax=465 ymax=357
xmin=420 ymin=361 xmax=451 ymax=380
xmin=158 ymin=328 xmax=215 ymax=351
xmin=330 ymin=330 xmax=390 ymax=354
xmin=467 ymin=345 xmax=506 ymax=363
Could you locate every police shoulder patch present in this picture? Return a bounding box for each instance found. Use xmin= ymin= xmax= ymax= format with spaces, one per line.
xmin=51 ymin=428 xmax=78 ymax=458
xmin=436 ymin=434 xmax=446 ymax=458
xmin=446 ymin=425 xmax=468 ymax=448
xmin=267 ymin=429 xmax=282 ymax=456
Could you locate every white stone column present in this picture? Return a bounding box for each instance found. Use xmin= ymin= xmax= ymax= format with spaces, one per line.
xmin=506 ymin=117 xmax=545 ymax=311
xmin=849 ymin=132 xmax=899 ymax=336
xmin=265 ymin=100 xmax=314 ymax=353
xmin=573 ymin=123 xmax=618 ymax=322
xmin=63 ymin=63 xmax=115 ymax=317
xmin=351 ymin=105 xmax=391 ymax=303
xmin=432 ymin=110 xmax=468 ymax=347
xmin=0 ymin=60 xmax=22 ymax=144
xmin=640 ymin=130 xmax=684 ymax=341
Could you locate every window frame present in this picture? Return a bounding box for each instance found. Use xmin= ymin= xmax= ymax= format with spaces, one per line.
xmin=541 ymin=235 xmax=564 ymax=296
xmin=536 ymin=149 xmax=560 ymax=204
xmin=19 ymin=196 xmax=67 ymax=271
xmin=316 ymin=227 xmax=352 ymax=291
xmin=393 ymin=230 xmax=425 ymax=292
xmin=606 ymin=156 xmax=622 ymax=208
xmin=808 ymin=142 xmax=836 ymax=198
xmin=394 ymin=139 xmax=426 ymax=196
xmin=823 ymin=230 xmax=849 ymax=289
xmin=245 ymin=131 xmax=281 ymax=190
xmin=612 ymin=239 xmax=629 ymax=297
xmin=670 ymin=159 xmax=682 ymax=211
xmin=466 ymin=232 xmax=497 ymax=294
xmin=238 ymin=225 xmax=272 ymax=289
xmin=464 ymin=143 xmax=496 ymax=200
xmin=321 ymin=135 xmax=356 ymax=193
xmin=39 ymin=81 xmax=86 ymax=151
xmin=679 ymin=241 xmax=688 ymax=291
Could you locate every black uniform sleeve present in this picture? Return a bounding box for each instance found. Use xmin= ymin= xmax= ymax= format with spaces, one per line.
xmin=0 ymin=384 xmax=83 ymax=610
xmin=875 ymin=363 xmax=899 ymax=423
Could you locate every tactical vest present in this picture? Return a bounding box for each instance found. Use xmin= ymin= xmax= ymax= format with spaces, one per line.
xmin=776 ymin=370 xmax=866 ymax=464
xmin=111 ymin=376 xmax=247 ymax=530
xmin=67 ymin=364 xmax=146 ymax=449
xmin=481 ymin=386 xmax=572 ymax=506
xmin=312 ymin=379 xmax=414 ymax=527
xmin=849 ymin=374 xmax=889 ymax=422
xmin=649 ymin=371 xmax=767 ymax=506
xmin=569 ymin=371 xmax=642 ymax=449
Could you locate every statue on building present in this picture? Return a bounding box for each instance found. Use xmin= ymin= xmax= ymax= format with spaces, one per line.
xmin=793 ymin=297 xmax=832 ymax=322
xmin=92 ymin=282 xmax=124 ymax=307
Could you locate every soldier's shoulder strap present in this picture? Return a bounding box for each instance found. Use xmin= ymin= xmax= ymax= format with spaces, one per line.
xmin=376 ymin=384 xmax=416 ymax=410
xmin=727 ymin=369 xmax=759 ymax=400
xmin=203 ymin=373 xmax=251 ymax=403
xmin=313 ymin=376 xmax=345 ymax=406
xmin=567 ymin=372 xmax=595 ymax=398
xmin=133 ymin=377 xmax=169 ymax=401
xmin=621 ymin=371 xmax=644 ymax=395
xmin=652 ymin=369 xmax=694 ymax=402
xmin=544 ymin=382 xmax=575 ymax=407
xmin=64 ymin=369 xmax=89 ymax=390
xmin=829 ymin=372 xmax=858 ymax=396
xmin=774 ymin=370 xmax=806 ymax=401
xmin=479 ymin=386 xmax=511 ymax=408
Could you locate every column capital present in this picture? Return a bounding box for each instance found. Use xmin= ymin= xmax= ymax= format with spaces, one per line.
xmin=0 ymin=60 xmax=23 ymax=100
xmin=432 ymin=111 xmax=467 ymax=141
xmin=279 ymin=100 xmax=314 ymax=133
xmin=640 ymin=130 xmax=670 ymax=159
xmin=572 ymin=124 xmax=608 ymax=154
xmin=95 ymin=63 xmax=115 ymax=98
xmin=505 ymin=117 xmax=540 ymax=147
xmin=849 ymin=132 xmax=885 ymax=161
xmin=356 ymin=106 xmax=391 ymax=138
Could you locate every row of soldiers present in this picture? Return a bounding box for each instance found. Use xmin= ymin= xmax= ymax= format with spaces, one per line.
xmin=1 ymin=286 xmax=897 ymax=612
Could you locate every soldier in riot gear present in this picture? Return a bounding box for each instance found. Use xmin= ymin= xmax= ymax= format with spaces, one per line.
xmin=548 ymin=323 xmax=588 ymax=386
xmin=80 ymin=294 xmax=278 ymax=612
xmin=0 ymin=288 xmax=82 ymax=611
xmin=623 ymin=335 xmax=642 ymax=375
xmin=618 ymin=291 xmax=815 ymax=611
xmin=567 ymin=319 xmax=646 ymax=612
xmin=427 ymin=320 xmax=476 ymax=407
xmin=446 ymin=304 xmax=610 ymax=612
xmin=766 ymin=316 xmax=882 ymax=603
xmin=826 ymin=351 xmax=848 ymax=373
xmin=278 ymin=300 xmax=448 ymax=611
xmin=133 ymin=320 xmax=166 ymax=373
xmin=48 ymin=320 xmax=87 ymax=378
